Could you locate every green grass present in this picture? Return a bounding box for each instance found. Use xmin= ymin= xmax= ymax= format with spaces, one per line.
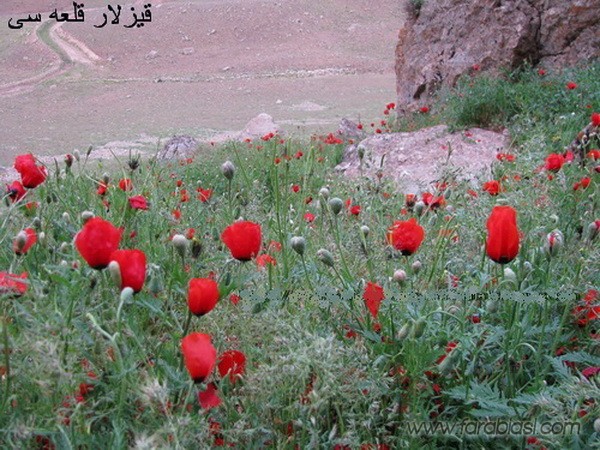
xmin=0 ymin=64 xmax=599 ymax=449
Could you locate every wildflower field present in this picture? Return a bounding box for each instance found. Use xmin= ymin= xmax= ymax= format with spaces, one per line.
xmin=1 ymin=65 xmax=599 ymax=449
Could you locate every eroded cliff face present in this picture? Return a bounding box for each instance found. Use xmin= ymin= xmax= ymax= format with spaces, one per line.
xmin=395 ymin=0 xmax=600 ymax=111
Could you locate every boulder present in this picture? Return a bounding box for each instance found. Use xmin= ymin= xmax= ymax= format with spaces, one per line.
xmin=335 ymin=125 xmax=508 ymax=193
xmin=157 ymin=135 xmax=199 ymax=160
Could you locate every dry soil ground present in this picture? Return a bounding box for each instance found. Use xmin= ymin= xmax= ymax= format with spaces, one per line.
xmin=0 ymin=0 xmax=404 ymax=167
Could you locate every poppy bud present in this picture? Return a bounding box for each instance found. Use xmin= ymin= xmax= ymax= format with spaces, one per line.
xmin=319 ymin=187 xmax=330 ymax=200
xmin=360 ymin=225 xmax=370 ymax=238
xmin=73 ymin=149 xmax=80 ymax=161
xmin=102 ymin=173 xmax=110 ymax=184
xmin=549 ymin=214 xmax=559 ymax=224
xmin=393 ymin=269 xmax=407 ymax=283
xmin=32 ymin=217 xmax=41 ymax=230
xmin=329 ymin=197 xmax=343 ymax=215
xmin=81 ymin=211 xmax=95 ymax=223
xmin=62 ymin=212 xmax=70 ymax=222
xmin=411 ymin=260 xmax=422 ymax=273
xmin=586 ymin=220 xmax=599 ymax=241
xmin=172 ymin=234 xmax=188 ymax=259
xmin=594 ymin=418 xmax=600 ymax=434
xmin=317 ymin=249 xmax=335 ymax=267
xmin=120 ymin=287 xmax=134 ymax=303
xmin=14 ymin=231 xmax=28 ymax=254
xmin=397 ymin=321 xmax=412 ymax=340
xmin=414 ymin=201 xmax=426 ymax=216
xmin=147 ymin=264 xmax=164 ymax=295
xmin=38 ymin=232 xmax=46 ymax=246
xmin=290 ymin=236 xmax=306 ymax=255
xmin=108 ymin=261 xmax=122 ymax=288
xmin=60 ymin=242 xmax=70 ymax=252
xmin=523 ymin=261 xmax=533 ymax=273
xmin=221 ymin=161 xmax=235 ymax=180
xmin=503 ymin=267 xmax=517 ymax=287
xmin=411 ymin=318 xmax=426 ymax=339
xmin=544 ymin=229 xmax=564 ymax=257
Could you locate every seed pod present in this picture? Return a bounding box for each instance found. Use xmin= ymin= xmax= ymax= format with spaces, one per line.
xmin=290 ymin=236 xmax=306 ymax=255
xmin=319 ymin=187 xmax=330 ymax=200
xmin=328 ymin=198 xmax=343 ymax=215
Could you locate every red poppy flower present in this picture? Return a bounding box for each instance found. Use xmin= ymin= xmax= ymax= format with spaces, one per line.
xmin=110 ymin=249 xmax=146 ymax=293
xmin=13 ymin=228 xmax=37 ymax=255
xmin=537 ymin=69 xmax=546 ymax=76
xmin=485 ymin=206 xmax=519 ymax=264
xmin=229 ymin=293 xmax=241 ymax=305
xmin=0 ymin=272 xmax=28 ymax=296
xmin=304 ymin=212 xmax=315 ymax=223
xmin=14 ymin=154 xmax=47 ymax=188
xmin=128 ymin=195 xmax=148 ymax=210
xmin=75 ymin=217 xmax=123 ymax=269
xmin=197 ymin=188 xmax=213 ymax=202
xmin=187 ymin=278 xmax=219 ymax=316
xmin=181 ymin=332 xmax=217 ymax=383
xmin=544 ymin=153 xmax=565 ymax=172
xmin=363 ymin=282 xmax=385 ymax=319
xmin=582 ymin=367 xmax=600 ymax=379
xmin=587 ymin=149 xmax=600 ymax=160
xmin=256 ymin=254 xmax=276 ymax=268
xmin=221 ymin=221 xmax=262 ymax=261
xmin=350 ymin=205 xmax=361 ymax=216
xmin=217 ymin=350 xmax=246 ymax=384
xmin=566 ymin=81 xmax=577 ymax=90
xmin=591 ymin=112 xmax=600 ymax=127
xmin=198 ymin=382 xmax=222 ymax=409
xmin=419 ymin=106 xmax=429 ymax=113
xmin=6 ymin=181 xmax=27 ymax=203
xmin=422 ymin=192 xmax=445 ymax=209
xmin=387 ymin=218 xmax=425 ymax=255
xmin=97 ymin=182 xmax=108 ymax=196
xmin=482 ymin=180 xmax=502 ymax=196
xmin=118 ymin=178 xmax=133 ymax=191
xmin=291 ymin=184 xmax=301 ymax=193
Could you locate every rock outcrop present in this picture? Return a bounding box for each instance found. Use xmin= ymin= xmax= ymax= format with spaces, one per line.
xmin=395 ymin=0 xmax=600 ymax=111
xmin=335 ymin=125 xmax=508 ymax=193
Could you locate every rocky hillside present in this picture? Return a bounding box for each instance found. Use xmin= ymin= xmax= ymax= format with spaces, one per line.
xmin=395 ymin=0 xmax=600 ymax=111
